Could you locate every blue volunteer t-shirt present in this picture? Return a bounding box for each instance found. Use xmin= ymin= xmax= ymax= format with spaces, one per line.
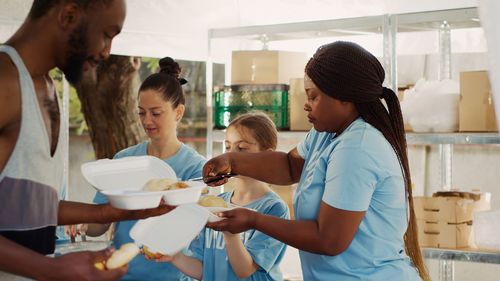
xmin=94 ymin=141 xmax=206 ymax=281
xmin=189 ymin=191 xmax=289 ymax=281
xmin=295 ymin=117 xmax=421 ymax=281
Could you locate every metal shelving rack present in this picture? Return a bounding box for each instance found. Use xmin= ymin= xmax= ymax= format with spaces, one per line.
xmin=206 ymin=7 xmax=496 ymax=281
xmin=423 ymin=248 xmax=500 ymax=265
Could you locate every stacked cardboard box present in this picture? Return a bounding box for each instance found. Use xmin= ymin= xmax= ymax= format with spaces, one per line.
xmin=414 ymin=191 xmax=491 ymax=248
xmin=289 ymin=78 xmax=312 ymax=131
xmin=231 ymin=50 xmax=308 ymax=85
xmin=459 ymin=71 xmax=498 ymax=132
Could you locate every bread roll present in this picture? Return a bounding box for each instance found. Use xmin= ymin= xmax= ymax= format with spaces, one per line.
xmin=198 ymin=195 xmax=228 ymax=208
xmin=105 ymin=243 xmax=140 ymax=269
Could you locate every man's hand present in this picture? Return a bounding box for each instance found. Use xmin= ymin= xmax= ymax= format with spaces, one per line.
xmin=39 ymin=249 xmax=127 ymax=281
xmin=121 ymin=202 xmax=175 ymax=221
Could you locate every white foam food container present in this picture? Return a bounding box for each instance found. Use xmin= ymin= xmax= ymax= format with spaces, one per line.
xmin=157 ymin=181 xmax=206 ymax=205
xmin=205 ymin=203 xmax=239 ymax=222
xmin=130 ymin=203 xmax=209 ymax=255
xmin=81 ymin=156 xmax=206 ymax=209
xmin=81 ymin=156 xmax=177 ymax=192
xmin=101 ymin=190 xmax=163 ymax=210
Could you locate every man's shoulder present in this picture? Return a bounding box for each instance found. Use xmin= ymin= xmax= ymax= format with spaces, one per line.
xmin=0 ymin=52 xmax=22 ymax=130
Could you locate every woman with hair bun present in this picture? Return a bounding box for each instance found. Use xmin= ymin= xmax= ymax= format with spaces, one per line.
xmin=86 ymin=57 xmax=206 ymax=281
xmin=203 ymin=42 xmax=430 ymax=281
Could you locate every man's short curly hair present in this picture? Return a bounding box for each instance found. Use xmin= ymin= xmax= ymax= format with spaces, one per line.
xmin=28 ymin=0 xmax=114 ymax=19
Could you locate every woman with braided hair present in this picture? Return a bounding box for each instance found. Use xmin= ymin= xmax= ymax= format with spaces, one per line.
xmin=204 ymin=41 xmax=429 ymax=280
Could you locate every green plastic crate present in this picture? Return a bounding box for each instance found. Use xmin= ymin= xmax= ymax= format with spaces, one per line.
xmin=214 ymin=84 xmax=289 ymax=129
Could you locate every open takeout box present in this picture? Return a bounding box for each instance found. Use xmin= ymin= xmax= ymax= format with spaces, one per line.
xmin=129 ymin=202 xmax=247 ymax=256
xmin=81 ymin=156 xmax=205 ymax=209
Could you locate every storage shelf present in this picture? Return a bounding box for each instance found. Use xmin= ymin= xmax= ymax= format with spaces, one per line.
xmin=208 ymin=7 xmax=479 ymax=42
xmin=423 ymin=248 xmax=500 ymax=265
xmin=406 ymin=132 xmax=500 ymax=145
xmin=212 ymin=130 xmax=500 ymax=145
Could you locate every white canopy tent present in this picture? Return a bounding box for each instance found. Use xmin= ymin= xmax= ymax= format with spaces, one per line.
xmin=0 ymin=0 xmax=483 ymax=60
xmin=1 ymin=0 xmax=499 ymax=129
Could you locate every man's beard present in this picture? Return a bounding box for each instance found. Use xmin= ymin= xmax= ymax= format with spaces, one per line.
xmin=62 ymin=22 xmax=90 ymax=86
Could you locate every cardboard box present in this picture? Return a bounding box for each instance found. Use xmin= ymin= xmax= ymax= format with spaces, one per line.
xmin=414 ymin=192 xmax=491 ymax=249
xmin=289 ymin=78 xmax=312 ymax=131
xmin=414 ymin=196 xmax=481 ymax=223
xmin=417 ymin=219 xmax=472 ymax=248
xmin=231 ymin=51 xmax=308 ymax=85
xmin=414 ymin=192 xmax=491 ymax=223
xmin=459 ymin=71 xmax=498 ymax=132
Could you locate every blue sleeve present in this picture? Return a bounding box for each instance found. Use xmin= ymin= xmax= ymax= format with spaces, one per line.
xmin=245 ymin=200 xmax=289 ymax=272
xmin=113 ymin=149 xmax=128 ymax=160
xmin=323 ymin=148 xmax=378 ymax=212
xmin=188 ymin=228 xmax=206 ymax=262
xmin=297 ymin=129 xmax=315 ymax=159
xmin=93 ymin=191 xmax=109 ymax=204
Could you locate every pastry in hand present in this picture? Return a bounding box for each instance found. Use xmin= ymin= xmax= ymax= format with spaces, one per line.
xmin=95 ymin=243 xmax=140 ymax=270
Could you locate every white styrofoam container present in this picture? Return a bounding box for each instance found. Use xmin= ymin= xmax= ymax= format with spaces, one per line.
xmin=205 ymin=204 xmax=238 ymax=222
xmin=158 ymin=181 xmax=206 ymax=205
xmin=81 ymin=156 xmax=177 ymax=192
xmin=130 ymin=203 xmax=209 ymax=255
xmin=81 ymin=156 xmax=206 ymax=208
xmin=101 ymin=190 xmax=163 ymax=210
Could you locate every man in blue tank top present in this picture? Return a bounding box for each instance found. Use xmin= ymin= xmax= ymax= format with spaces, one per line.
xmin=0 ymin=1 xmax=173 ymax=280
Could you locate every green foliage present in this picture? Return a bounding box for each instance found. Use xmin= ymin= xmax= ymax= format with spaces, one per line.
xmin=142 ymin=57 xmax=160 ymax=73
xmin=49 ymin=68 xmax=87 ymax=135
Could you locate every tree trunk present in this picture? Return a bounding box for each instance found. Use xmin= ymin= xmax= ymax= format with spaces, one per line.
xmin=75 ymin=55 xmax=146 ymax=159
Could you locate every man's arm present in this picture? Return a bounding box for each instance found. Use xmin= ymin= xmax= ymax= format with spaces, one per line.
xmin=0 ymin=235 xmax=127 ymax=280
xmin=58 ymin=201 xmax=173 ymax=225
xmin=86 ymin=223 xmax=112 ymax=237
xmin=0 ymin=235 xmax=53 ymax=279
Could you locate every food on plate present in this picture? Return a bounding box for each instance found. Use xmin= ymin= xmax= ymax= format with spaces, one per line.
xmin=198 ymin=195 xmax=228 ymax=208
xmin=201 ymin=187 xmax=209 ymax=195
xmin=95 ymin=243 xmax=140 ymax=270
xmin=143 ymin=178 xmax=189 ymax=192
xmin=143 ymin=245 xmax=163 ymax=259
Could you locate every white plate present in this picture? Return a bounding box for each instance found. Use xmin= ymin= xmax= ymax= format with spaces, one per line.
xmin=101 ymin=189 xmax=163 ymax=210
xmin=130 ymin=204 xmax=209 ymax=256
xmin=81 ymin=156 xmax=177 ymax=192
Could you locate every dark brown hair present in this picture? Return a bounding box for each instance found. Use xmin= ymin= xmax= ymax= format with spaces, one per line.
xmin=139 ymin=57 xmax=186 ymax=108
xmin=229 ymin=112 xmax=278 ymax=151
xmin=305 ymin=41 xmax=429 ymax=281
xmin=28 ymin=0 xmax=114 ymax=19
